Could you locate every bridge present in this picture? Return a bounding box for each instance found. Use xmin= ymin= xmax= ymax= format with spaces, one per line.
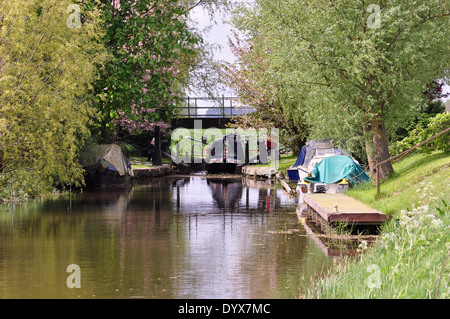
xmin=172 ymin=96 xmax=255 ymax=129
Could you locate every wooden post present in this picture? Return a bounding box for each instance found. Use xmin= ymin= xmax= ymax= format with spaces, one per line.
xmin=153 ymin=125 xmax=162 ymax=166
xmin=187 ymin=97 xmax=190 ymax=118
xmin=195 ymin=97 xmax=197 ymax=118
xmin=376 ymin=165 xmax=380 ymax=197
xmin=230 ymin=97 xmax=233 ymax=117
xmin=258 ymin=138 xmax=268 ymax=164
xmin=373 ymin=127 xmax=450 ymax=198
xmin=222 ymin=94 xmax=225 ymax=118
xmin=245 ymin=140 xmax=249 ymax=164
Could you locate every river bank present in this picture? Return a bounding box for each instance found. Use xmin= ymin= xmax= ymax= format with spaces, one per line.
xmin=302 ymin=151 xmax=450 ymax=298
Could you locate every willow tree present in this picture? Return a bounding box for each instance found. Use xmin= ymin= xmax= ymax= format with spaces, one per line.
xmin=232 ymin=0 xmax=450 ymax=179
xmin=0 ymin=0 xmax=105 ymax=187
xmin=222 ymin=31 xmax=310 ymax=153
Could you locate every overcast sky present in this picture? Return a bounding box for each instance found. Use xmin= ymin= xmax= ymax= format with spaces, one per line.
xmin=188 ymin=6 xmax=236 ymax=97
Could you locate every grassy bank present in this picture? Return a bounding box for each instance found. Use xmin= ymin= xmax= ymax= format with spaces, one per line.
xmin=303 ymin=151 xmax=450 ymax=298
xmin=346 ymin=151 xmax=450 ymax=215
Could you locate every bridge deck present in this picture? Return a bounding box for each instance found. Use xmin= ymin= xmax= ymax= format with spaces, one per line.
xmin=175 ymin=96 xmax=255 ymax=120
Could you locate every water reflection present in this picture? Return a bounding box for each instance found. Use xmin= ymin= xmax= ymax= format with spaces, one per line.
xmin=0 ymin=177 xmax=333 ymax=299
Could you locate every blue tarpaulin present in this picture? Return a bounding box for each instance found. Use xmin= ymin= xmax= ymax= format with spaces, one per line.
xmin=287 ymin=145 xmax=307 ymax=181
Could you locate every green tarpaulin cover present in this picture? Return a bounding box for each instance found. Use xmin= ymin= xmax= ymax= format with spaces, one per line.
xmin=303 ymin=155 xmax=369 ymax=185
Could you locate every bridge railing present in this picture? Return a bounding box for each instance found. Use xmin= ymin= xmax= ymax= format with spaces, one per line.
xmin=177 ymin=96 xmax=255 ymax=119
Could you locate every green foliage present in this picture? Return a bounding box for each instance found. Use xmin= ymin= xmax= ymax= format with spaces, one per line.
xmin=390 ymin=112 xmax=450 ymax=155
xmin=305 ymin=197 xmax=450 ymax=298
xmin=230 ymin=0 xmax=450 ymax=176
xmin=93 ymin=0 xmax=201 ymax=137
xmin=304 ymin=152 xmax=450 ymax=298
xmin=222 ymin=31 xmax=310 ymax=153
xmin=0 ymin=0 xmax=106 ymax=194
xmin=346 ymin=151 xmax=450 ymax=215
xmin=0 ymin=169 xmax=56 ymax=201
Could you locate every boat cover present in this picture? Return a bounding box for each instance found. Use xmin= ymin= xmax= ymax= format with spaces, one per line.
xmin=303 ymin=155 xmax=369 ymax=186
xmin=81 ymin=144 xmax=133 ymax=176
xmin=288 ymin=140 xmax=350 ymax=182
xmin=293 ymin=145 xmax=307 ymax=168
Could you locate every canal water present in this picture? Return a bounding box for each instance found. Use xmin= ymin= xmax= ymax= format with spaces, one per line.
xmin=0 ymin=176 xmax=334 ymax=299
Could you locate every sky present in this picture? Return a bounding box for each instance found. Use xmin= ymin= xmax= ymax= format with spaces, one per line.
xmin=188 ymin=6 xmax=236 ymax=97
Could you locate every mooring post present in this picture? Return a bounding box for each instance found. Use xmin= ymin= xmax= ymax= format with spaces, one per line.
xmin=245 ymin=140 xmax=249 ymax=164
xmin=153 ymin=125 xmax=162 ymax=166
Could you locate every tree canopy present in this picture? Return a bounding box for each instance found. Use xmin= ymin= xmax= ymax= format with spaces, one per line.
xmin=93 ymin=0 xmax=201 ymax=138
xmin=228 ymin=0 xmax=449 ymax=178
xmin=0 ymin=0 xmax=105 ymax=187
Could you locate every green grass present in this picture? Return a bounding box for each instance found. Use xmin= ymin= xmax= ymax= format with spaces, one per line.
xmin=277 ymin=154 xmax=298 ymax=172
xmin=303 ymin=151 xmax=450 ymax=299
xmin=346 ymin=151 xmax=450 ymax=215
xmin=130 ymin=156 xmax=172 ymax=169
xmin=252 ymin=153 xmax=297 ymax=170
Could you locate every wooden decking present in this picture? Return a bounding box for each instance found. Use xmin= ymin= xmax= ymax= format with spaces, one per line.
xmin=132 ymin=164 xmax=172 ymax=179
xmin=302 ymin=193 xmax=386 ymax=226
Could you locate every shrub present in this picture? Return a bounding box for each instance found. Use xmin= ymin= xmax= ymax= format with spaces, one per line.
xmin=0 ymin=169 xmax=55 ymax=201
xmin=390 ymin=112 xmax=450 ymax=155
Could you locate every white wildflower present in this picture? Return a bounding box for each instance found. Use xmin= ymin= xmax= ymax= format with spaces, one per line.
xmin=383 ymin=232 xmax=395 ymax=240
xmin=392 ymin=265 xmax=399 ymax=274
xmin=431 ymin=219 xmax=443 ymax=228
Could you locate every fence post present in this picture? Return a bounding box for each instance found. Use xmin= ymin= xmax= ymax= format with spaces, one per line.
xmin=376 ymin=165 xmax=380 ymax=197
xmin=187 ymin=96 xmax=190 ymax=118
xmin=222 ymin=94 xmax=225 ymax=118
xmin=153 ymin=125 xmax=162 ymax=166
xmin=195 ymin=97 xmax=197 ymax=118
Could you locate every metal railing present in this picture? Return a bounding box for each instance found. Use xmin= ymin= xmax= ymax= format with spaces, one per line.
xmin=177 ymin=96 xmax=255 ymax=119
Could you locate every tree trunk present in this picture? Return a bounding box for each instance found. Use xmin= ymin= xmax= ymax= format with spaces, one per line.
xmin=364 ymin=118 xmax=394 ymax=181
xmin=0 ymin=150 xmax=3 ymax=173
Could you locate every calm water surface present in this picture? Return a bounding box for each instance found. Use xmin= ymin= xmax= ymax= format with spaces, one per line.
xmin=0 ymin=176 xmax=333 ymax=299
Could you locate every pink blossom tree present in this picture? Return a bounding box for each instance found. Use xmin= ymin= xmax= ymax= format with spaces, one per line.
xmin=94 ymin=0 xmax=200 ymax=138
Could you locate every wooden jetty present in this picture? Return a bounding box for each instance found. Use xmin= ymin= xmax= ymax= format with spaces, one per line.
xmin=241 ymin=166 xmax=277 ymax=179
xmin=132 ymin=164 xmax=172 ymax=179
xmin=302 ymin=193 xmax=386 ymax=226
